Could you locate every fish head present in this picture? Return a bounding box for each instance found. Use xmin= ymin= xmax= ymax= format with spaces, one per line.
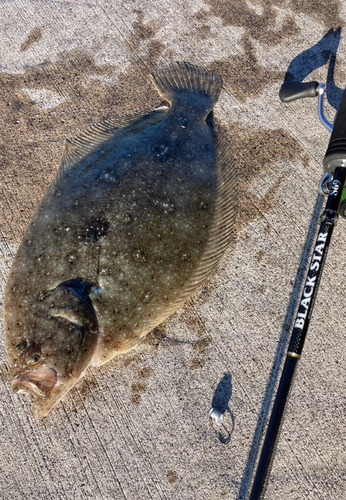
xmin=7 ymin=281 xmax=99 ymax=417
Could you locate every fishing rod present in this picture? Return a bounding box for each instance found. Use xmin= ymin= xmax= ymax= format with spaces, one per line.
xmin=249 ymin=79 xmax=346 ymax=499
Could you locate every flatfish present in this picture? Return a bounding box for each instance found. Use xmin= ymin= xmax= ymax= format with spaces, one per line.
xmin=3 ymin=61 xmax=237 ymax=416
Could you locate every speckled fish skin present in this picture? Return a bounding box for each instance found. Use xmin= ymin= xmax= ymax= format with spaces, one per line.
xmin=3 ymin=61 xmax=237 ymax=416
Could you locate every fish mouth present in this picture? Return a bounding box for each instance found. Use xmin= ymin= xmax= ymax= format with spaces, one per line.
xmin=12 ymin=361 xmax=91 ymax=417
xmin=12 ymin=365 xmax=58 ymax=398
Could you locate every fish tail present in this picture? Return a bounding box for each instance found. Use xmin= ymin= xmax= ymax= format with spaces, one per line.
xmin=152 ymin=61 xmax=222 ymax=114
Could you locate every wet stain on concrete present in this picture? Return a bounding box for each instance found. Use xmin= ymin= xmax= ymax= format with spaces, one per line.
xmin=193 ymin=11 xmax=212 ymax=40
xmin=302 ymin=154 xmax=310 ymax=168
xmin=190 ymin=358 xmax=206 ymax=369
xmin=127 ymin=10 xmax=161 ymax=50
xmin=208 ymin=37 xmax=283 ymax=101
xmin=77 ymin=377 xmax=98 ymax=399
xmin=131 ymin=382 xmax=147 ymax=394
xmin=131 ymin=381 xmax=147 ymax=405
xmin=257 ymin=249 xmax=265 ymax=261
xmin=138 ymin=366 xmax=151 ymax=379
xmin=167 ymin=470 xmax=178 ymax=484
xmin=123 ymin=353 xmax=142 ymax=367
xmin=193 ymin=337 xmax=212 ymax=353
xmin=227 ymin=123 xmax=301 ymax=231
xmin=114 ymin=10 xmax=165 ymax=114
xmin=131 ymin=394 xmax=141 ymax=405
xmin=198 ymin=24 xmax=211 ymax=40
xmin=202 ymin=0 xmax=343 ymax=43
xmin=143 ymin=324 xmax=167 ymax=349
xmin=194 ymin=9 xmax=209 ymax=23
xmin=68 ymin=375 xmax=98 ymax=412
xmin=237 ymin=171 xmax=289 ymax=234
xmin=202 ymin=1 xmax=299 ymax=45
xmin=182 ymin=313 xmax=207 ymax=337
xmin=288 ymin=0 xmax=343 ymax=28
xmin=20 ymin=27 xmax=43 ymax=52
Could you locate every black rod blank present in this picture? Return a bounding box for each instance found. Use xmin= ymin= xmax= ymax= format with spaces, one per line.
xmin=249 ymin=166 xmax=346 ymax=499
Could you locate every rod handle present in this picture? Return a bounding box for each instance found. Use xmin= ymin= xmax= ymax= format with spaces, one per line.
xmin=279 ymin=81 xmax=319 ymax=103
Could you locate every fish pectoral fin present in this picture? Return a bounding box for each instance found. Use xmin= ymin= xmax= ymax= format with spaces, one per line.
xmin=70 ymin=328 xmax=98 ymax=377
xmin=41 ymin=283 xmax=98 ymax=332
xmin=56 ymin=106 xmax=169 ymax=180
xmin=41 ymin=283 xmax=100 ymax=378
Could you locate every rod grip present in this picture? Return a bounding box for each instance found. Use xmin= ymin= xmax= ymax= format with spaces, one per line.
xmin=324 ymin=86 xmax=346 ymax=173
xmin=279 ymin=81 xmax=318 ymax=103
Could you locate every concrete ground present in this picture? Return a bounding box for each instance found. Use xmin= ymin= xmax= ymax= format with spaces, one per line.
xmin=0 ymin=1 xmax=346 ymax=499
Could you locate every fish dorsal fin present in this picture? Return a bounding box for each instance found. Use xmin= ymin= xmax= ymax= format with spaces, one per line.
xmin=56 ymin=106 xmax=169 ymax=180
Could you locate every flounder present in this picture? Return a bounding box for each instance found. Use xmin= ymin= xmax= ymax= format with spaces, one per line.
xmin=3 ymin=61 xmax=237 ymax=416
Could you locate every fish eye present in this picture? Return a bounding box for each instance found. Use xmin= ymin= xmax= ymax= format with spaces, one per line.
xmin=27 ymin=351 xmax=41 ymax=365
xmin=15 ymin=340 xmax=27 ymax=356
